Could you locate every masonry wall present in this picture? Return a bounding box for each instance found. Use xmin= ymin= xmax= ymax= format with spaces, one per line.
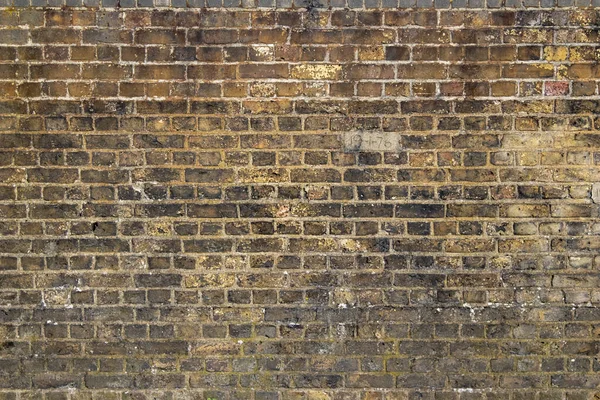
xmin=1 ymin=3 xmax=600 ymax=399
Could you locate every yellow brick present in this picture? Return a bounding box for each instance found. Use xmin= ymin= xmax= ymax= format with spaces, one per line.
xmin=291 ymin=64 xmax=342 ymax=80
xmin=543 ymin=46 xmax=568 ymax=61
xmin=358 ymin=46 xmax=385 ymax=61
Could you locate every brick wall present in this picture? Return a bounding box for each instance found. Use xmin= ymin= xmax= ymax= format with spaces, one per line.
xmin=1 ymin=3 xmax=600 ymax=399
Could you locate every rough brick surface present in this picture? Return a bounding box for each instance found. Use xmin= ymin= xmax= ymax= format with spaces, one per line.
xmin=1 ymin=5 xmax=600 ymax=399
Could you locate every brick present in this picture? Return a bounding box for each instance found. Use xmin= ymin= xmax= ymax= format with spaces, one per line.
xmin=30 ymin=204 xmax=79 ymax=219
xmin=136 ymin=29 xmax=186 ymax=44
xmin=290 ymin=168 xmax=341 ymax=183
xmin=0 ymin=100 xmax=27 ymax=114
xmin=346 ymin=64 xmax=394 ymax=80
xmin=401 ymin=100 xmax=451 ymax=114
xmin=80 ymin=238 xmax=130 ymax=252
xmin=29 ymin=101 xmax=81 ymax=115
xmin=31 ymin=28 xmax=80 ymax=44
xmin=85 ymin=135 xmax=130 ymax=149
xmin=397 ymin=64 xmax=448 ymax=79
xmin=239 ymin=64 xmax=289 ymax=78
xmin=135 ymin=273 xmax=182 ymax=287
xmin=135 ymin=65 xmax=186 ymax=80
xmin=385 ymin=46 xmax=410 ymax=60
xmin=189 ymin=29 xmax=239 ymax=44
xmin=82 ymin=29 xmax=132 ymax=44
xmin=85 ymin=375 xmax=134 ymax=389
xmin=447 ymin=204 xmax=498 ymax=218
xmin=0 ymin=134 xmax=31 ymax=148
xmin=397 ymin=374 xmax=446 ymax=389
xmin=349 ymin=100 xmax=398 ymax=114
xmin=398 ymin=28 xmax=451 ymax=44
xmin=191 ymin=101 xmax=241 ymax=114
xmin=237 ymin=238 xmax=284 ymax=252
xmin=450 ymin=169 xmax=497 ymax=182
xmin=291 ymin=64 xmax=342 ymax=80
xmin=449 ymin=64 xmax=501 ymax=79
xmin=0 ymin=64 xmax=27 ymax=79
xmin=84 ymin=100 xmax=133 ymax=115
xmin=400 ymin=341 xmax=447 ymax=356
xmin=344 ymin=169 xmax=396 ymax=182
xmin=500 ymin=204 xmax=550 ymax=218
xmin=243 ymin=100 xmax=292 ymax=115
xmin=82 ymin=64 xmax=132 ymax=80
xmin=185 ymin=169 xmax=235 ymax=183
xmin=32 ymin=373 xmax=82 ymax=389
xmin=137 ymin=101 xmax=187 ymax=114
xmin=188 ymin=64 xmax=236 ymax=80
xmin=188 ymin=204 xmax=237 ymax=218
xmin=133 ymin=134 xmax=184 ymax=148
xmin=0 ymin=29 xmax=28 ymax=44
xmin=135 ymin=203 xmax=185 ymax=217
xmin=81 ymin=170 xmax=129 ymax=183
xmin=291 ymin=30 xmax=342 ymax=44
xmin=503 ymin=63 xmax=554 ymax=78
xmin=28 ymin=168 xmax=79 ymax=183
xmin=0 ymin=168 xmax=25 ymax=183
xmin=184 ymin=239 xmax=233 ymax=253
xmin=344 ymin=204 xmax=394 ymax=218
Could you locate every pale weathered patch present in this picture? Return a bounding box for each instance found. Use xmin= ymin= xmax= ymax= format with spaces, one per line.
xmin=291 ymin=64 xmax=342 ymax=80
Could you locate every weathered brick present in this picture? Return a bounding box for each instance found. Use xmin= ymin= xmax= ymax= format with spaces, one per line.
xmin=184 ymin=239 xmax=233 ymax=253
xmin=137 ymin=100 xmax=188 ymax=114
xmin=28 ymin=168 xmax=79 ymax=183
xmin=135 ymin=65 xmax=186 ymax=80
xmin=85 ymin=375 xmax=134 ymax=389
xmin=81 ymin=170 xmax=129 ymax=183
xmin=191 ymin=101 xmax=241 ymax=114
xmin=290 ymin=169 xmax=341 ymax=183
xmin=82 ymin=64 xmax=132 ymax=80
xmin=85 ymin=135 xmax=130 ymax=149
xmin=82 ymin=29 xmax=132 ymax=44
xmin=239 ymin=64 xmax=289 ymax=79
xmin=0 ymin=29 xmax=28 ymax=44
xmin=30 ymin=204 xmax=79 ymax=219
xmin=188 ymin=204 xmax=237 ymax=218
xmin=395 ymin=204 xmax=445 ymax=218
xmin=185 ymin=169 xmax=235 ymax=183
xmin=135 ymin=203 xmax=185 ymax=217
xmin=0 ymin=100 xmax=27 ymax=114
xmin=133 ymin=134 xmax=184 ymax=148
xmin=31 ymin=28 xmax=80 ymax=44
xmin=188 ymin=64 xmax=236 ymax=80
